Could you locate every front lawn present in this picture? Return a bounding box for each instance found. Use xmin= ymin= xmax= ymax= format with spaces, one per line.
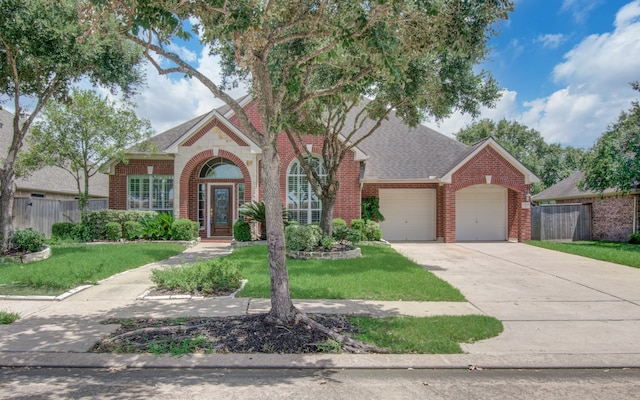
xmin=0 ymin=242 xmax=186 ymax=296
xmin=527 ymin=240 xmax=640 ymax=269
xmin=231 ymin=245 xmax=465 ymax=301
xmin=350 ymin=315 xmax=503 ymax=353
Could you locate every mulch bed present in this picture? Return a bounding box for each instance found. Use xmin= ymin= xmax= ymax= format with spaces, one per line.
xmin=92 ymin=313 xmax=361 ymax=354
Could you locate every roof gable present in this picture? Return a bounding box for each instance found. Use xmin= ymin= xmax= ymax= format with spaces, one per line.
xmin=440 ymin=137 xmax=539 ymax=185
xmin=164 ymin=109 xmax=261 ymax=154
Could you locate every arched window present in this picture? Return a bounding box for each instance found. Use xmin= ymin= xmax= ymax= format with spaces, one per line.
xmin=287 ymin=156 xmax=326 ymax=224
xmin=199 ymin=157 xmax=243 ymax=179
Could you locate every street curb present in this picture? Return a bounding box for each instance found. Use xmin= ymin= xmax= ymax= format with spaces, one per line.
xmin=1 ymin=352 xmax=640 ymax=370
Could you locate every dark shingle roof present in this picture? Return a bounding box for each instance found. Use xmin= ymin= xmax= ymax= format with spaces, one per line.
xmin=130 ymin=97 xmax=475 ymax=181
xmin=533 ymin=172 xmax=613 ymax=201
xmin=351 ymin=108 xmax=470 ymax=180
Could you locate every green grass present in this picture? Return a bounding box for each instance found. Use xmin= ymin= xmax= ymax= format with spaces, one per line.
xmin=527 ymin=240 xmax=640 ymax=269
xmin=230 ymin=245 xmax=465 ymax=301
xmin=0 ymin=310 xmax=20 ymax=324
xmin=350 ymin=315 xmax=503 ymax=353
xmin=0 ymin=243 xmax=186 ymax=296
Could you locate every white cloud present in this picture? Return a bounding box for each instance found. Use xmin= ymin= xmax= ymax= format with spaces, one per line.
xmin=535 ymin=33 xmax=566 ymax=49
xmin=436 ymin=1 xmax=640 ymax=149
xmin=427 ymin=90 xmax=520 ymax=137
xmin=561 ymin=0 xmax=603 ymax=22
xmin=130 ymin=45 xmax=249 ymax=134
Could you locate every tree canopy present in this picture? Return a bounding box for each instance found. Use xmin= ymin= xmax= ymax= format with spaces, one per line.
xmin=0 ymin=0 xmax=144 ymax=252
xmin=581 ymin=82 xmax=640 ymax=193
xmin=97 ymin=0 xmax=513 ymax=324
xmin=455 ymin=118 xmax=584 ymax=193
xmin=19 ymin=88 xmax=153 ymax=211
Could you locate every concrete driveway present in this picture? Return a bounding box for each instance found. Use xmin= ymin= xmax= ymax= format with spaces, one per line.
xmin=391 ymin=242 xmax=640 ymax=356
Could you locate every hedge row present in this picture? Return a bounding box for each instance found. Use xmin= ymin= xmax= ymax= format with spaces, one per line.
xmin=51 ymin=210 xmax=199 ymax=242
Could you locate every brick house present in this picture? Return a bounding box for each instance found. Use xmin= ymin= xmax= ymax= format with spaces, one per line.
xmin=533 ymin=172 xmax=640 ymax=242
xmin=107 ymin=97 xmax=538 ymax=242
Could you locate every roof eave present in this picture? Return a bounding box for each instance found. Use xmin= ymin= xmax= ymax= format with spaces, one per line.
xmin=439 ymin=137 xmax=540 ymax=185
xmin=165 ymin=109 xmax=262 ymax=154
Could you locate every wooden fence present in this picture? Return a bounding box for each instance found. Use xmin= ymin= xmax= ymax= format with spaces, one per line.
xmin=13 ymin=197 xmax=108 ymax=237
xmin=531 ymin=204 xmax=592 ymax=241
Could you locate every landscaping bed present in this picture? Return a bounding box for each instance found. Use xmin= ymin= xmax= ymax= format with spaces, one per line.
xmin=92 ymin=314 xmax=502 ymax=355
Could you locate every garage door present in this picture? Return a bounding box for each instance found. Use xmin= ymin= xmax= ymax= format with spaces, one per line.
xmin=456 ymin=184 xmax=507 ymax=241
xmin=379 ymin=189 xmax=436 ymax=241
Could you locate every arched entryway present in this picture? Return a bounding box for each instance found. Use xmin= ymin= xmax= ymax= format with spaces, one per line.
xmin=180 ymin=150 xmax=252 ymax=239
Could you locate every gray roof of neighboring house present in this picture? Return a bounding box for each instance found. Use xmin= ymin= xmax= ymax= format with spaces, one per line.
xmin=533 ymin=171 xmax=618 ymax=201
xmin=0 ymin=108 xmax=109 ymax=198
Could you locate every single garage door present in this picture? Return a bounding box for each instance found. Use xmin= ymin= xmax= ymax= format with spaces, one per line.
xmin=456 ymin=184 xmax=507 ymax=241
xmin=379 ymin=189 xmax=436 ymax=241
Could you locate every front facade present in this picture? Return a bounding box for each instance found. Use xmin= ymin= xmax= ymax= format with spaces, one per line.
xmin=108 ymin=98 xmax=537 ymax=242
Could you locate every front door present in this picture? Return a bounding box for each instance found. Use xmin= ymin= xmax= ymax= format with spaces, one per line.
xmin=210 ymin=186 xmax=232 ymax=236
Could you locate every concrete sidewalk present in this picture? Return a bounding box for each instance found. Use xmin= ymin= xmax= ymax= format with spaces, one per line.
xmin=1 ymin=240 xmax=640 ymax=370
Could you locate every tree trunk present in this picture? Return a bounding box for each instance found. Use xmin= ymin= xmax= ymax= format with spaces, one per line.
xmin=319 ymin=193 xmax=336 ymax=238
xmin=0 ymin=168 xmax=16 ymax=253
xmin=261 ymin=145 xmax=299 ymax=323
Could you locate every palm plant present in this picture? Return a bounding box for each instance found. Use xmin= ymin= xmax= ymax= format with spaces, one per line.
xmin=239 ymin=201 xmax=288 ymax=240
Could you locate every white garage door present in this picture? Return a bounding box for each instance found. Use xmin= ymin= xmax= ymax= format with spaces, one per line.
xmin=379 ymin=189 xmax=436 ymax=241
xmin=456 ymin=184 xmax=507 ymax=241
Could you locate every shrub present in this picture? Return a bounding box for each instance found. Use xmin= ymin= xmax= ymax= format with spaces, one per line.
xmin=51 ymin=222 xmax=76 ymax=240
xmin=172 ymin=219 xmax=199 ymax=241
xmin=233 ymin=219 xmax=252 ymax=242
xmin=141 ymin=213 xmax=175 ymax=240
xmin=123 ymin=221 xmax=143 ymax=241
xmin=333 ymin=218 xmax=347 ymax=228
xmin=12 ymin=228 xmax=45 ymax=253
xmin=285 ymin=224 xmax=322 ymax=251
xmin=72 ymin=223 xmax=92 ymax=242
xmin=365 ymin=220 xmax=383 ymax=241
xmin=332 ymin=225 xmax=362 ymax=244
xmin=350 ymin=218 xmax=382 ymax=241
xmin=151 ymin=258 xmax=243 ymax=294
xmin=362 ymin=197 xmax=385 ymax=222
xmin=239 ymin=201 xmax=267 ymax=239
xmin=82 ymin=210 xmax=158 ymax=241
xmin=350 ymin=218 xmax=366 ymax=236
xmin=629 ymin=232 xmax=640 ymax=245
xmin=320 ymin=236 xmax=335 ymax=250
xmin=105 ymin=222 xmax=122 ymax=241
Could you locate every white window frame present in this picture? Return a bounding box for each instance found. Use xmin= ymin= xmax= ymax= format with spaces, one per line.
xmin=127 ymin=175 xmax=174 ymax=213
xmin=286 ymin=156 xmax=326 ymax=224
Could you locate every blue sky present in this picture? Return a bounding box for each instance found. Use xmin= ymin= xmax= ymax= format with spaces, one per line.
xmin=115 ymin=1 xmax=640 ymax=149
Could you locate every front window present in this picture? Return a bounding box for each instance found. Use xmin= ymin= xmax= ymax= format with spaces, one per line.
xmin=287 ymin=156 xmax=326 ymax=224
xmin=128 ymin=175 xmax=174 ymax=213
xmin=199 ymin=158 xmax=243 ymax=179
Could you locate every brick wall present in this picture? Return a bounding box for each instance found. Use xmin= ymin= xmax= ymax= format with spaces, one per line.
xmin=109 ymin=159 xmax=175 ymax=210
xmin=277 ymin=134 xmax=362 ymax=223
xmin=558 ymin=195 xmax=637 ymax=242
xmin=358 ymin=145 xmax=533 ymax=243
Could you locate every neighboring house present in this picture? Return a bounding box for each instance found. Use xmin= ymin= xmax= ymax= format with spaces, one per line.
xmin=533 ymin=171 xmax=640 ymax=242
xmin=0 ymin=108 xmax=109 ymax=201
xmin=107 ymin=97 xmax=538 ymax=242
xmin=1 ymin=109 xmax=109 ymax=236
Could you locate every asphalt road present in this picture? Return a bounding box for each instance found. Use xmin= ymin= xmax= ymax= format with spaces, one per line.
xmin=1 ymin=367 xmax=639 ymax=399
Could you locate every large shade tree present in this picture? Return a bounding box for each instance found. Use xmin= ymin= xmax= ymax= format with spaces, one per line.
xmin=0 ymin=0 xmax=143 ymax=252
xmin=96 ymin=0 xmax=513 ymax=327
xmin=19 ymin=88 xmax=153 ymax=212
xmin=581 ymin=82 xmax=640 ymax=193
xmin=455 ymin=118 xmax=584 ymax=193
